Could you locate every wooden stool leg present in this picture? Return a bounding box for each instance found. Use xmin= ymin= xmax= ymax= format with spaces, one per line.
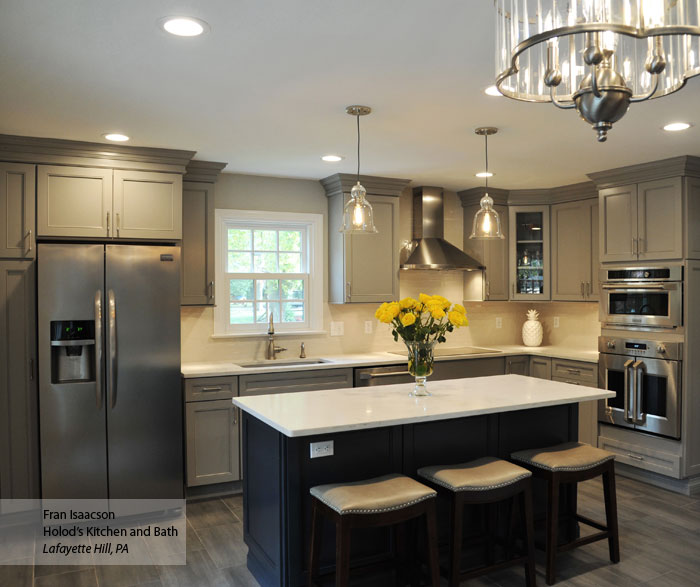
xmin=449 ymin=494 xmax=464 ymax=587
xmin=424 ymin=499 xmax=441 ymax=587
xmin=603 ymin=462 xmax=620 ymax=564
xmin=308 ymin=500 xmax=323 ymax=587
xmin=546 ymin=475 xmax=560 ymax=586
xmin=393 ymin=522 xmax=407 ymax=587
xmin=335 ymin=517 xmax=351 ymax=587
xmin=521 ymin=482 xmax=537 ymax=587
xmin=486 ymin=503 xmax=497 ymax=565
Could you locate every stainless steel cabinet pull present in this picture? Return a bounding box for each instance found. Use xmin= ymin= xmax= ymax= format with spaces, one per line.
xmin=107 ymin=211 xmax=111 ymax=236
xmin=623 ymin=359 xmax=634 ymax=423
xmin=29 ymin=358 xmax=34 ymax=381
xmin=232 ymin=408 xmax=238 ymax=426
xmin=586 ymin=282 xmax=592 ymax=297
xmin=25 ymin=229 xmax=32 ymax=253
xmin=359 ymin=371 xmax=410 ymax=379
xmin=346 ymin=282 xmax=352 ymax=302
xmin=116 ymin=212 xmax=120 ymax=236
xmin=486 ymin=280 xmax=490 ymax=299
xmin=107 ymin=289 xmax=117 ymax=409
xmin=95 ymin=291 xmax=103 ymax=410
xmin=566 ymin=368 xmax=581 ymax=375
xmin=512 ymin=283 xmax=515 ymax=297
xmin=580 ymin=282 xmax=585 ymax=297
xmin=532 ymin=360 xmax=547 ymax=365
xmin=201 ymin=386 xmax=223 ymax=392
xmin=626 ymin=453 xmax=644 ymax=461
xmin=208 ymin=280 xmax=214 ymax=299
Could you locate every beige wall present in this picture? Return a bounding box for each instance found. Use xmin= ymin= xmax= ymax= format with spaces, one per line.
xmin=181 ymin=173 xmax=600 ymax=363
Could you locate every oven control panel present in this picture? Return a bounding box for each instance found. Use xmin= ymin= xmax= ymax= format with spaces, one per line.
xmin=598 ymin=336 xmax=682 ymax=361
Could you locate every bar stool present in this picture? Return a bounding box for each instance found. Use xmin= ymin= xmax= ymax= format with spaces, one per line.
xmin=418 ymin=457 xmax=537 ymax=587
xmin=307 ymin=473 xmax=440 ymax=587
xmin=511 ymin=442 xmax=619 ymax=585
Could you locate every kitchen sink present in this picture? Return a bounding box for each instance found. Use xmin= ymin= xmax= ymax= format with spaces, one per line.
xmin=236 ymin=358 xmax=333 ymax=368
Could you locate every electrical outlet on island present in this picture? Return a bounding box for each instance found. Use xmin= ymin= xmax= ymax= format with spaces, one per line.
xmin=309 ymin=440 xmax=334 ymax=458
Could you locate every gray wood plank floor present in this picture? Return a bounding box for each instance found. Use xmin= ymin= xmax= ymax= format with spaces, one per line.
xmin=2 ymin=475 xmax=699 ymax=586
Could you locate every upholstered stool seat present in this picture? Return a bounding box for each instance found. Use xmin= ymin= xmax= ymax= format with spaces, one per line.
xmin=308 ymin=474 xmax=440 ymax=587
xmin=511 ymin=442 xmax=619 ymax=585
xmin=418 ymin=456 xmax=532 ymax=492
xmin=418 ymin=457 xmax=537 ymax=587
xmin=511 ymin=441 xmax=614 ymax=472
xmin=310 ymin=473 xmax=436 ymax=514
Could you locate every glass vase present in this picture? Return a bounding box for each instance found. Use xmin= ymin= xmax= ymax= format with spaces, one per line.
xmin=405 ymin=340 xmax=436 ymax=397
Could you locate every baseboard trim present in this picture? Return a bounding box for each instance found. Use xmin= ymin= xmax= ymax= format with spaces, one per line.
xmin=186 ymin=480 xmax=242 ymax=501
xmin=615 ymin=462 xmax=700 ymax=495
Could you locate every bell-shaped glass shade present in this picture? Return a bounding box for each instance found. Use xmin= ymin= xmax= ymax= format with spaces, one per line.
xmin=469 ymin=193 xmax=504 ymax=239
xmin=340 ymin=182 xmax=378 ymax=234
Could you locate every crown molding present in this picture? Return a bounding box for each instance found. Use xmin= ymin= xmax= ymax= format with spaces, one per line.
xmin=184 ymin=160 xmax=227 ymax=183
xmin=458 ymin=182 xmax=596 ymax=207
xmin=0 ymin=133 xmax=196 ymax=173
xmin=321 ymin=173 xmax=411 ymax=198
xmin=457 ymin=186 xmax=509 ymax=207
xmin=588 ymin=155 xmax=700 ymax=188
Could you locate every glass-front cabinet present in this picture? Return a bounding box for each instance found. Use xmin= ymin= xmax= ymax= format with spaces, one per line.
xmin=509 ymin=205 xmax=550 ymax=300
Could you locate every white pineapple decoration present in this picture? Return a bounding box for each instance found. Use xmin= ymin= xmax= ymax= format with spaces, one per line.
xmin=522 ymin=309 xmax=543 ymax=347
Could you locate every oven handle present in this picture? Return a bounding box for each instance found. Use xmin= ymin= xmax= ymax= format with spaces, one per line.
xmin=600 ymin=284 xmax=674 ymax=291
xmin=623 ymin=359 xmax=635 ymax=423
xmin=633 ymin=360 xmax=645 ymax=424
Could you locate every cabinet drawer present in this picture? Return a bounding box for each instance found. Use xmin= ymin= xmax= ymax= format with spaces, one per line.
xmin=551 ymin=359 xmax=597 ymax=385
xmin=598 ymin=436 xmax=681 ymax=478
xmin=185 ymin=376 xmax=237 ymax=401
xmin=239 ymin=368 xmax=353 ymax=396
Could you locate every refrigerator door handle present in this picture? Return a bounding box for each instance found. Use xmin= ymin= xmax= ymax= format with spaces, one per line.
xmin=108 ymin=289 xmax=118 ymax=409
xmin=95 ymin=290 xmax=103 ymax=410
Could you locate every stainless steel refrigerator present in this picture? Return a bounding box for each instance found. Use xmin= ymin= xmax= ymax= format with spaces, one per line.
xmin=38 ymin=244 xmax=183 ymax=499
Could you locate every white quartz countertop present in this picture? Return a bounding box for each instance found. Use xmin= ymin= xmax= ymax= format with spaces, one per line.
xmin=181 ymin=345 xmax=598 ymax=378
xmin=232 ymin=374 xmax=614 ymax=437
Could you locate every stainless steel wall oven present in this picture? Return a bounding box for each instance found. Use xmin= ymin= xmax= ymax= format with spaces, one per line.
xmin=598 ymin=335 xmax=682 ymax=439
xmin=599 ymin=266 xmax=683 ymax=330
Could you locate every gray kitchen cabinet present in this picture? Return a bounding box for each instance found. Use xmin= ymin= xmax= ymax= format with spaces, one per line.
xmin=599 ymin=178 xmax=683 ymax=262
xmin=529 ymin=356 xmax=552 ymax=380
xmin=505 ymin=355 xmax=530 ymax=376
xmin=0 ymin=260 xmax=39 ymax=500
xmin=181 ymin=182 xmax=215 ymax=305
xmin=463 ymin=204 xmax=509 ymax=300
xmin=37 ymin=165 xmax=182 ymax=240
xmin=509 ymin=205 xmax=550 ymax=300
xmin=113 ymin=170 xmax=182 ymax=240
xmin=185 ymin=376 xmax=240 ymax=487
xmin=240 ymin=368 xmax=354 ymax=396
xmin=551 ymin=358 xmax=598 ymax=447
xmin=551 ymin=199 xmax=599 ymax=301
xmin=322 ymin=174 xmax=409 ymax=304
xmin=0 ymin=163 xmax=35 ymax=259
xmin=37 ymin=165 xmax=112 ymax=238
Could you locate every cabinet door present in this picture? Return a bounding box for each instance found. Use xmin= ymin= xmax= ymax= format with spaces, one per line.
xmin=181 ymin=182 xmax=215 ymax=305
xmin=599 ymin=184 xmax=637 ymax=262
xmin=0 ymin=163 xmax=35 ymax=259
xmin=529 ymin=356 xmax=552 ymax=379
xmin=588 ymin=200 xmax=600 ymax=300
xmin=113 ymin=170 xmax=182 ymax=240
xmin=37 ymin=165 xmax=112 ymax=238
xmin=345 ymin=195 xmax=399 ymax=302
xmin=551 ymin=200 xmax=591 ymax=301
xmin=637 ymin=177 xmax=683 ymax=261
xmin=0 ymin=260 xmax=39 ymax=499
xmin=483 ymin=205 xmax=509 ymax=300
xmin=505 ymin=355 xmax=530 ymax=376
xmin=509 ymin=206 xmax=550 ymax=300
xmin=186 ymin=399 xmax=240 ymax=486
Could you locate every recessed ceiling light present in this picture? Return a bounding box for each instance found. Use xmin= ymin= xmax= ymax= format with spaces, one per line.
xmin=475 ymin=171 xmax=494 ymax=178
xmin=103 ymin=133 xmax=129 ymax=142
xmin=321 ymin=155 xmax=344 ymax=162
xmin=663 ymin=122 xmax=691 ymax=132
xmin=160 ymin=17 xmax=209 ymax=37
xmin=484 ymin=85 xmax=502 ymax=97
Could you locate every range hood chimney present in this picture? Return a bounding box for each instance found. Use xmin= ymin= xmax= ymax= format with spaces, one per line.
xmin=401 ymin=187 xmax=484 ymax=271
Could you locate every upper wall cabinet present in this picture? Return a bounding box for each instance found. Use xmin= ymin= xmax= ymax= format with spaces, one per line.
xmin=322 ymin=174 xmax=409 ymax=304
xmin=181 ymin=161 xmax=226 ymax=306
xmin=551 ymin=199 xmax=599 ymax=301
xmin=509 ymin=205 xmax=550 ymax=301
xmin=37 ymin=165 xmax=182 ymax=240
xmin=0 ymin=162 xmax=35 ymax=259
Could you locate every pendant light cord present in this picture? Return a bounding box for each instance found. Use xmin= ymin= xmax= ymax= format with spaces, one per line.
xmin=484 ymin=133 xmax=489 ymax=190
xmin=356 ymin=113 xmax=361 ymax=180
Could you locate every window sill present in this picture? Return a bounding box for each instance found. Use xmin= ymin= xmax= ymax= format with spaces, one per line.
xmin=211 ymin=330 xmax=328 ymax=339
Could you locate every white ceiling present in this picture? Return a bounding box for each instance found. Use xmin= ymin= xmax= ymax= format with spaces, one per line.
xmin=2 ymin=0 xmax=700 ymax=191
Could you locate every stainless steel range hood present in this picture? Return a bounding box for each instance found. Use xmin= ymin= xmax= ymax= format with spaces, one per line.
xmin=401 ymin=186 xmax=484 ymax=271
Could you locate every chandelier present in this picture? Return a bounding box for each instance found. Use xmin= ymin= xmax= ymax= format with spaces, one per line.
xmin=494 ymin=1 xmax=700 ymax=141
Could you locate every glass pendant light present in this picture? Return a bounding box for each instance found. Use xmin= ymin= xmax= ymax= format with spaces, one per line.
xmin=470 ymin=127 xmax=504 ymax=240
xmin=340 ymin=105 xmax=377 ymax=234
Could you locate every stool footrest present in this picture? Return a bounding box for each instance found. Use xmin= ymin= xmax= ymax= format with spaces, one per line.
xmin=557 ymin=531 xmax=609 ymax=553
xmin=576 ymin=513 xmax=607 ymax=532
xmin=459 ymin=555 xmax=529 ymax=582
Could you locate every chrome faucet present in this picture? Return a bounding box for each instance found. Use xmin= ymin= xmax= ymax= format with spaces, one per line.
xmin=266 ymin=313 xmax=287 ymax=360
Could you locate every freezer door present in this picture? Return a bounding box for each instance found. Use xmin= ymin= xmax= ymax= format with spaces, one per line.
xmin=105 ymin=245 xmax=183 ymax=499
xmin=38 ymin=244 xmax=108 ymax=499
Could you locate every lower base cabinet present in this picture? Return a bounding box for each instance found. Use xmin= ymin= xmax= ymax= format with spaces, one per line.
xmin=505 ymin=355 xmax=530 ymax=376
xmin=184 ymin=376 xmax=240 ymax=486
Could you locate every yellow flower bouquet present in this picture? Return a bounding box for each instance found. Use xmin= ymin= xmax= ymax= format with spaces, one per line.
xmin=375 ymin=294 xmax=468 ymax=396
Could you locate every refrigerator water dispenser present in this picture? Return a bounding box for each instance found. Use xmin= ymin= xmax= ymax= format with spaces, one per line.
xmin=50 ymin=320 xmax=96 ymax=383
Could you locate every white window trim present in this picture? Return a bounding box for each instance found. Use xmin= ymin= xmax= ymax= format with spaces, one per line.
xmin=214 ymin=209 xmax=324 ymax=337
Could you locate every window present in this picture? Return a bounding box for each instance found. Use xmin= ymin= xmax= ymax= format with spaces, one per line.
xmin=214 ymin=210 xmax=323 ymax=335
